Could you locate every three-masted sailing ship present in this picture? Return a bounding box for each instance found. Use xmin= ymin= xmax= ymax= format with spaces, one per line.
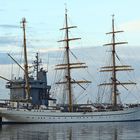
xmin=0 ymin=12 xmax=140 ymax=124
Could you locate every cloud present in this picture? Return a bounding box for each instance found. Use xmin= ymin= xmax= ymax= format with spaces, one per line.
xmin=0 ymin=24 xmax=20 ymax=29
xmin=0 ymin=9 xmax=4 ymax=12
xmin=0 ymin=46 xmax=140 ymax=103
xmin=39 ymin=47 xmax=63 ymax=53
xmin=120 ymin=20 xmax=140 ymax=32
xmin=0 ymin=36 xmax=20 ymax=45
xmin=0 ymin=53 xmax=12 ymax=64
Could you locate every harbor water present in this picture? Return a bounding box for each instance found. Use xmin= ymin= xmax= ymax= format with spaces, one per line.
xmin=0 ymin=122 xmax=140 ymax=140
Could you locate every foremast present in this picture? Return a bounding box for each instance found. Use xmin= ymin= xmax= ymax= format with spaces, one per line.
xmin=21 ymin=18 xmax=30 ymax=101
xmin=56 ymin=9 xmax=91 ymax=112
xmin=100 ymin=15 xmax=136 ymax=110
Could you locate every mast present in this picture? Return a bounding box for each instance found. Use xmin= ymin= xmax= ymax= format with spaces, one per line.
xmin=36 ymin=53 xmax=39 ymax=79
xmin=34 ymin=52 xmax=41 ymax=80
xmin=21 ymin=18 xmax=30 ymax=100
xmin=57 ymin=9 xmax=91 ymax=112
xmin=111 ymin=15 xmax=117 ymax=108
xmin=65 ymin=10 xmax=72 ymax=112
xmin=99 ymin=15 xmax=136 ymax=110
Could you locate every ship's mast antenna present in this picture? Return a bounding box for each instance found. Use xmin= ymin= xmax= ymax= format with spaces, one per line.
xmin=35 ymin=52 xmax=39 ymax=80
xmin=21 ymin=18 xmax=30 ymax=100
xmin=33 ymin=52 xmax=41 ymax=80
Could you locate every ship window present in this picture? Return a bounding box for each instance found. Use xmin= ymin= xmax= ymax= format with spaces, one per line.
xmin=53 ymin=100 xmax=56 ymax=104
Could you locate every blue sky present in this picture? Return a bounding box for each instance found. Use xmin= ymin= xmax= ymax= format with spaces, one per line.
xmin=0 ymin=0 xmax=140 ymax=52
xmin=0 ymin=0 xmax=140 ymax=103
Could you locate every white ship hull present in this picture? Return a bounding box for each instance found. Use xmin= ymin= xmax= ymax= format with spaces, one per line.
xmin=1 ymin=107 xmax=140 ymax=124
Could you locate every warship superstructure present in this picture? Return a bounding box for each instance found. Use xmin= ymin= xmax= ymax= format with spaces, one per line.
xmin=6 ymin=53 xmax=52 ymax=107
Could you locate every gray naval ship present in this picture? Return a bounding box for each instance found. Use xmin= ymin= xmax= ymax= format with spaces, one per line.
xmin=0 ymin=18 xmax=53 ymax=111
xmin=5 ymin=52 xmax=53 ymax=108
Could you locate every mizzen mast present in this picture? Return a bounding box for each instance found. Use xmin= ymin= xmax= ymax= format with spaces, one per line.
xmin=100 ymin=15 xmax=136 ymax=110
xmin=21 ymin=18 xmax=30 ymax=100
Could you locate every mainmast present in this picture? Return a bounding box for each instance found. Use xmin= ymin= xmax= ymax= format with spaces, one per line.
xmin=21 ymin=18 xmax=30 ymax=100
xmin=99 ymin=15 xmax=136 ymax=110
xmin=64 ymin=10 xmax=72 ymax=112
xmin=110 ymin=15 xmax=118 ymax=108
xmin=56 ymin=9 xmax=91 ymax=112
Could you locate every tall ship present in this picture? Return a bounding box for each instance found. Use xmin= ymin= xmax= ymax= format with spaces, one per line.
xmin=0 ymin=12 xmax=140 ymax=124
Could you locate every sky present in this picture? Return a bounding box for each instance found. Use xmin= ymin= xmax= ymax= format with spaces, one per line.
xmin=0 ymin=0 xmax=140 ymax=103
xmin=0 ymin=0 xmax=140 ymax=51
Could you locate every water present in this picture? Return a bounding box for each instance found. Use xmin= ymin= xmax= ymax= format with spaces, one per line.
xmin=0 ymin=122 xmax=140 ymax=140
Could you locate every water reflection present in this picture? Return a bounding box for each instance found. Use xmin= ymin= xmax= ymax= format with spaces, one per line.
xmin=0 ymin=122 xmax=140 ymax=140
